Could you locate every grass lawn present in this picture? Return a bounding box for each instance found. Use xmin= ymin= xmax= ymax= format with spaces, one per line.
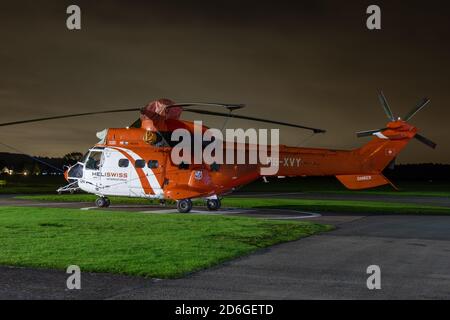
xmin=16 ymin=194 xmax=450 ymax=215
xmin=0 ymin=175 xmax=63 ymax=194
xmin=223 ymin=198 xmax=450 ymax=215
xmin=0 ymin=185 xmax=58 ymax=194
xmin=0 ymin=206 xmax=331 ymax=278
xmin=3 ymin=175 xmax=450 ymax=197
xmin=240 ymin=178 xmax=450 ymax=197
xmin=315 ymin=190 xmax=450 ymax=197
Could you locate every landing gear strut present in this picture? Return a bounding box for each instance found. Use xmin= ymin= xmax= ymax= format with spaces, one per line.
xmin=176 ymin=199 xmax=193 ymax=213
xmin=206 ymin=199 xmax=221 ymax=211
xmin=95 ymin=197 xmax=110 ymax=208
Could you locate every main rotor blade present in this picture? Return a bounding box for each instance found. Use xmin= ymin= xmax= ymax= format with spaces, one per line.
xmin=378 ymin=91 xmax=395 ymax=121
xmin=0 ymin=108 xmax=141 ymax=127
xmin=167 ymin=102 xmax=245 ymax=112
xmin=183 ymin=108 xmax=326 ymax=133
xmin=403 ymin=98 xmax=430 ymax=122
xmin=356 ymin=128 xmax=387 ymax=137
xmin=414 ymin=133 xmax=437 ymax=149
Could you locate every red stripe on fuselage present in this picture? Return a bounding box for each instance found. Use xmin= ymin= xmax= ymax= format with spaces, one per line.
xmin=111 ymin=147 xmax=154 ymax=195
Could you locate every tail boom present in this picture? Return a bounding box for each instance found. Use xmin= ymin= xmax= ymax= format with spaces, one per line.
xmin=271 ymin=127 xmax=415 ymax=190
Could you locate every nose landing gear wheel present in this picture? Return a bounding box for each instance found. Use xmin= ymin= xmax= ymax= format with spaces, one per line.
xmin=95 ymin=197 xmax=110 ymax=208
xmin=206 ymin=199 xmax=221 ymax=211
xmin=177 ymin=199 xmax=193 ymax=213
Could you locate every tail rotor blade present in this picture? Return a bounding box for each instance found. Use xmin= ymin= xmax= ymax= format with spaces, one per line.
xmin=403 ymin=98 xmax=430 ymax=122
xmin=378 ymin=91 xmax=395 ymax=121
xmin=414 ymin=133 xmax=437 ymax=149
xmin=356 ymin=128 xmax=387 ymax=138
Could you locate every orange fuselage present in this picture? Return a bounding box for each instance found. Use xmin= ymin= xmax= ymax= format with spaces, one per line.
xmin=91 ymin=120 xmax=416 ymax=200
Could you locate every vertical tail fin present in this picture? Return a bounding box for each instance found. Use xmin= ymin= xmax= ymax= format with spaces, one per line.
xmin=338 ymin=91 xmax=436 ymax=190
xmin=336 ymin=123 xmax=415 ymax=190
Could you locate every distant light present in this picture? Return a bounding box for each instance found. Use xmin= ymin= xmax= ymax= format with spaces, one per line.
xmin=126 ymin=126 xmax=130 ymax=129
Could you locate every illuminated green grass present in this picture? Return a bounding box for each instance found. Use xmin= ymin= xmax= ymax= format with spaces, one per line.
xmin=240 ymin=178 xmax=450 ymax=197
xmin=222 ymin=198 xmax=450 ymax=215
xmin=0 ymin=206 xmax=331 ymax=278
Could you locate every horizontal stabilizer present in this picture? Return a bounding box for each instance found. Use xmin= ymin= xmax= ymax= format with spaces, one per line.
xmin=335 ymin=174 xmax=397 ymax=190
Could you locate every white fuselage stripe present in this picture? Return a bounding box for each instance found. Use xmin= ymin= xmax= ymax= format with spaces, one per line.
xmin=114 ymin=147 xmax=163 ymax=195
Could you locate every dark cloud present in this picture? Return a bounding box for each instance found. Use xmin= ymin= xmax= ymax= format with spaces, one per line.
xmin=0 ymin=0 xmax=449 ymax=163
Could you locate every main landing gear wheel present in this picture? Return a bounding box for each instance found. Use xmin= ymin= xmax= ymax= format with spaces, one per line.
xmin=206 ymin=199 xmax=221 ymax=211
xmin=177 ymin=199 xmax=193 ymax=213
xmin=95 ymin=197 xmax=110 ymax=208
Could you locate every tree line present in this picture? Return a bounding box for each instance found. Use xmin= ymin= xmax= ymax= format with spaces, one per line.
xmin=0 ymin=152 xmax=83 ymax=175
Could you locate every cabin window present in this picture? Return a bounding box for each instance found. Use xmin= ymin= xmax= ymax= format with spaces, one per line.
xmin=147 ymin=160 xmax=159 ymax=169
xmin=118 ymin=159 xmax=129 ymax=168
xmin=135 ymin=159 xmax=145 ymax=168
xmin=85 ymin=151 xmax=103 ymax=170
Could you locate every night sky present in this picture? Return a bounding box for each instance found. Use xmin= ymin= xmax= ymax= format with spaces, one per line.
xmin=0 ymin=0 xmax=449 ymax=163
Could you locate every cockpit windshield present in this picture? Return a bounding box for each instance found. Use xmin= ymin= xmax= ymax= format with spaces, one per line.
xmin=80 ymin=152 xmax=89 ymax=164
xmin=85 ymin=151 xmax=103 ymax=170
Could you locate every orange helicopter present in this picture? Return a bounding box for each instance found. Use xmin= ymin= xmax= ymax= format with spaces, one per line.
xmin=0 ymin=92 xmax=436 ymax=213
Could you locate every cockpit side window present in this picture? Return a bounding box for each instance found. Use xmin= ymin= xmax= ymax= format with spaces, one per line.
xmin=118 ymin=159 xmax=129 ymax=168
xmin=148 ymin=160 xmax=159 ymax=169
xmin=135 ymin=159 xmax=146 ymax=168
xmin=85 ymin=151 xmax=103 ymax=170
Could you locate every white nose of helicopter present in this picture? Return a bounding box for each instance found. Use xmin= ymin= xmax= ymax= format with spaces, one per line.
xmin=65 ymin=163 xmax=84 ymax=182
